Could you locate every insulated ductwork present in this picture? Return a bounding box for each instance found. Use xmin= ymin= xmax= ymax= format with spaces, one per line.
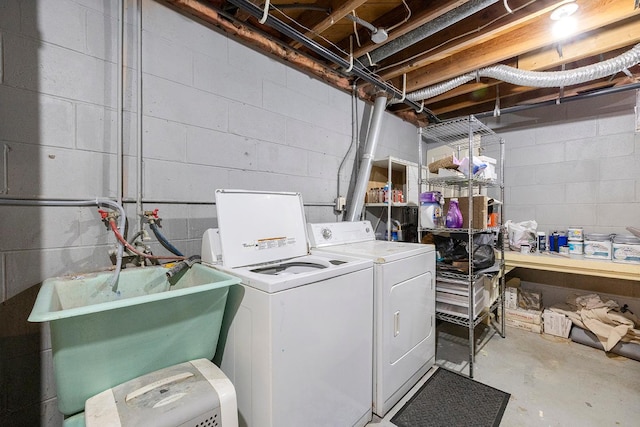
xmin=346 ymin=94 xmax=387 ymax=222
xmin=406 ymin=43 xmax=640 ymax=101
xmin=362 ymin=0 xmax=499 ymax=65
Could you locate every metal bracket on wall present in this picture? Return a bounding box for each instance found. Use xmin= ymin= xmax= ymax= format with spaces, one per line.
xmin=2 ymin=143 xmax=10 ymax=194
xmin=635 ymin=88 xmax=640 ymax=133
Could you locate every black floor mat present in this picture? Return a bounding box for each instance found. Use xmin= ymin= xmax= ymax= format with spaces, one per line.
xmin=391 ymin=368 xmax=510 ymax=427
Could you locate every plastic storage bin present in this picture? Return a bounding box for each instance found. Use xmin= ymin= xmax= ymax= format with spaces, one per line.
xmin=28 ymin=263 xmax=240 ymax=416
xmin=612 ymin=235 xmax=640 ymax=264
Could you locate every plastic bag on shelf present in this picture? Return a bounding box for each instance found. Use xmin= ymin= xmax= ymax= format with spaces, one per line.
xmin=433 ymin=233 xmax=496 ymax=272
xmin=505 ymin=220 xmax=538 ymax=251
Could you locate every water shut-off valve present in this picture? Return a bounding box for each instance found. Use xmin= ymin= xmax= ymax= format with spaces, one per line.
xmin=98 ymin=209 xmax=119 ymax=229
xmin=143 ymin=208 xmax=162 ymax=226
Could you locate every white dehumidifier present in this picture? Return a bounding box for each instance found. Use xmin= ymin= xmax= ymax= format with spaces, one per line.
xmin=84 ymin=359 xmax=237 ymax=427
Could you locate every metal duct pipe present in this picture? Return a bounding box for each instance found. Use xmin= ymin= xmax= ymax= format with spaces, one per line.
xmin=475 ymin=81 xmax=640 ymax=118
xmin=362 ymin=0 xmax=499 ymax=65
xmin=405 ymin=43 xmax=640 ymax=101
xmin=346 ymin=94 xmax=387 ymax=222
xmin=226 ymin=0 xmax=438 ymax=122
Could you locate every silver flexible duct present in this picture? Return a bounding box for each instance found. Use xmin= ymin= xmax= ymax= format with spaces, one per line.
xmin=346 ymin=94 xmax=387 ymax=222
xmin=406 ymin=43 xmax=640 ymax=101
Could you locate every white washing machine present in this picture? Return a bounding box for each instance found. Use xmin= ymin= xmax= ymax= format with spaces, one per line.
xmin=202 ymin=190 xmax=374 ymax=427
xmin=307 ymin=220 xmax=436 ymax=418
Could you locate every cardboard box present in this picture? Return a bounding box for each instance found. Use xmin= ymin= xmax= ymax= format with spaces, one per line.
xmin=518 ymin=289 xmax=542 ymax=310
xmin=505 ymin=307 xmax=542 ymax=325
xmin=444 ymin=196 xmax=488 ymax=229
xmin=483 ymin=275 xmax=499 ymax=308
xmin=505 ymin=287 xmax=519 ymax=309
xmin=543 ymin=309 xmax=572 ymax=338
xmin=506 ymin=318 xmax=542 ymax=333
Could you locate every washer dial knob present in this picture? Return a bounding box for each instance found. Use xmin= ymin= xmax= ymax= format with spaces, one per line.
xmin=321 ymin=227 xmax=332 ymax=240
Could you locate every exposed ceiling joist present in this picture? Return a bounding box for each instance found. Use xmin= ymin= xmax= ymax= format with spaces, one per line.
xmin=166 ymin=0 xmax=640 ymax=124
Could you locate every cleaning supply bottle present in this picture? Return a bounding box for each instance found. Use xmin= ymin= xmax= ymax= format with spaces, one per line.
xmin=445 ymin=198 xmax=463 ymax=228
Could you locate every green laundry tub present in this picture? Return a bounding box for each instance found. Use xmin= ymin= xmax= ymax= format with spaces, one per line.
xmin=28 ymin=263 xmax=240 ymax=416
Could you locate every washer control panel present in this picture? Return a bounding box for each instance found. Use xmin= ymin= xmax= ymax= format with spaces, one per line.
xmin=307 ymin=221 xmax=374 ymax=247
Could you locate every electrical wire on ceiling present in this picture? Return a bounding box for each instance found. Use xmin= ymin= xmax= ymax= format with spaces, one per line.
xmin=226 ymin=0 xmax=439 ymax=121
xmin=387 ymin=0 xmax=411 ymax=33
xmin=375 ymin=0 xmax=537 ymax=75
xmin=268 ymin=4 xmax=375 ymax=72
xmin=256 ymin=3 xmax=426 ymax=111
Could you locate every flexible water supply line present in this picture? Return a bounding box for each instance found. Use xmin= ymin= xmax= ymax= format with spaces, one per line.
xmin=108 ymin=219 xmax=185 ymax=261
xmin=405 ymin=43 xmax=640 ymax=101
xmin=149 ymin=222 xmax=184 ymax=257
xmin=0 ymin=198 xmax=126 ymax=292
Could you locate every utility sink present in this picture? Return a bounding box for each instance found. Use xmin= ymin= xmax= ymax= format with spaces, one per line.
xmin=28 ymin=263 xmax=240 ymax=416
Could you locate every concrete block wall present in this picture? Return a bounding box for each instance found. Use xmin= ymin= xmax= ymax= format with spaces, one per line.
xmin=0 ymin=1 xmax=418 ymax=425
xmin=483 ymin=90 xmax=640 ymax=237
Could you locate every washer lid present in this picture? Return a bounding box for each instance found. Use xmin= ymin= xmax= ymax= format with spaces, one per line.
xmin=215 ymin=189 xmax=309 ymax=268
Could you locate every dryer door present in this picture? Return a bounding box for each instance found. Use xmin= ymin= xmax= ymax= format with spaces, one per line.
xmin=374 ymin=251 xmax=436 ymax=417
xmin=389 ymin=271 xmax=434 ymax=363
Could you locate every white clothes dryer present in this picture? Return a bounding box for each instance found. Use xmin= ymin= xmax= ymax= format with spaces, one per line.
xmin=307 ymin=220 xmax=436 ymax=418
xmin=202 ymin=190 xmax=374 ymax=427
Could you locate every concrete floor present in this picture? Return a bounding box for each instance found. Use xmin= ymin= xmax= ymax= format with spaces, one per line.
xmin=368 ymin=323 xmax=640 ymax=426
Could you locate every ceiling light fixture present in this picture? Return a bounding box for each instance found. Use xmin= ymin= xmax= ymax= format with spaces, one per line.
xmin=345 ymin=14 xmax=388 ymax=44
xmin=550 ymin=1 xmax=579 ymax=39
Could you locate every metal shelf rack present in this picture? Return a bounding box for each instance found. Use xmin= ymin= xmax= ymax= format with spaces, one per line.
xmin=417 ymin=115 xmax=506 ymax=378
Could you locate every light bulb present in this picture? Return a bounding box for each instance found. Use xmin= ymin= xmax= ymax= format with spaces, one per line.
xmin=552 ymin=16 xmax=577 ymax=39
xmin=550 ymin=2 xmax=579 ymax=21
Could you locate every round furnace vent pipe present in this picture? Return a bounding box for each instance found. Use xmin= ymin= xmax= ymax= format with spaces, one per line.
xmin=346 ymin=94 xmax=388 ymax=222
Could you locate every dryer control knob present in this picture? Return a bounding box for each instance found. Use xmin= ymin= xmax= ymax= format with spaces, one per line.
xmin=321 ymin=228 xmax=332 ymax=240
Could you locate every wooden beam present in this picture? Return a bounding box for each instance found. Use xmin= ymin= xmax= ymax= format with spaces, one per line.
xmin=164 ymin=0 xmax=351 ymax=91
xmin=377 ymin=0 xmax=568 ymax=81
xmin=290 ymin=0 xmax=369 ymax=49
xmin=421 ymin=20 xmax=640 ymax=105
xmin=406 ymin=0 xmax=640 ymax=91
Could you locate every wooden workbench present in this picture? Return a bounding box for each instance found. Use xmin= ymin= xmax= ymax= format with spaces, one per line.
xmin=504 ymin=251 xmax=640 ymax=298
xmin=503 ymin=251 xmax=640 ymax=281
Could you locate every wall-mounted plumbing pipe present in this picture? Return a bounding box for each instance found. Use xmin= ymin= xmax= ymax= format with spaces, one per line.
xmin=346 ymin=94 xmax=387 ymax=222
xmin=475 ymin=81 xmax=640 ymax=119
xmin=0 ymin=198 xmax=126 ymax=292
xmin=337 ymin=85 xmax=360 ymax=219
xmin=403 ymin=43 xmax=640 ymax=102
xmin=106 ymin=218 xmax=185 ymax=262
xmin=136 ymin=0 xmax=144 ymax=230
xmin=116 ymin=0 xmax=124 ymax=205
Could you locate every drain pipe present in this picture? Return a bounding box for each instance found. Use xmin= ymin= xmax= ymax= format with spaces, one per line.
xmin=346 ymin=94 xmax=387 ymax=222
xmin=362 ymin=0 xmax=499 ymax=65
